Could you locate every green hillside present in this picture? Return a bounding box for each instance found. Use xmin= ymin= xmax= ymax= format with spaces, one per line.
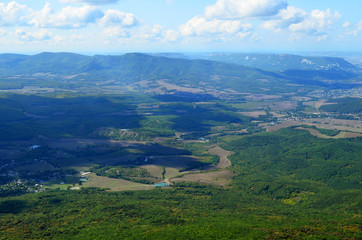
xmin=0 ymin=128 xmax=361 ymax=239
xmin=1 ymin=52 xmax=359 ymax=94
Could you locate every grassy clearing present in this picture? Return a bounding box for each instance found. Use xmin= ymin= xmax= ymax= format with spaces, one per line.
xmin=171 ymin=170 xmax=233 ymax=186
xmin=297 ymin=127 xmax=362 ymax=139
xmin=238 ymin=111 xmax=266 ymax=117
xmin=157 ymin=80 xmax=204 ymax=93
xmin=141 ymin=165 xmax=164 ymax=179
xmin=82 ymin=173 xmax=153 ymax=191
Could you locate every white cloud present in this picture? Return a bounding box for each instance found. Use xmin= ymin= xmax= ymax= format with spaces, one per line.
xmin=163 ymin=29 xmax=178 ymax=42
xmin=0 ymin=28 xmax=6 ymax=36
xmin=139 ymin=25 xmax=179 ymax=42
xmin=262 ymin=6 xmax=306 ymax=31
xmin=261 ymin=7 xmax=340 ymax=38
xmin=288 ymin=9 xmax=340 ymax=35
xmin=28 ymin=3 xmax=104 ymax=28
xmin=342 ymin=21 xmax=351 ymax=28
xmin=60 ymin=0 xmax=119 ymax=5
xmin=343 ymin=21 xmax=362 ymax=37
xmin=99 ymin=9 xmax=138 ymax=27
xmin=103 ymin=26 xmax=130 ymax=38
xmin=180 ymin=16 xmax=251 ymax=37
xmin=205 ymin=0 xmax=287 ymax=19
xmin=0 ymin=1 xmax=30 ymax=26
xmin=358 ymin=21 xmax=362 ymax=32
xmin=15 ymin=28 xmax=52 ymax=41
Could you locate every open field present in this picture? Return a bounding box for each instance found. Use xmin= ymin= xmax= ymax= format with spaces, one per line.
xmin=141 ymin=165 xmax=164 ymax=179
xmin=270 ymin=111 xmax=287 ymax=118
xmin=314 ymin=100 xmax=336 ymax=110
xmin=245 ymin=94 xmax=282 ymax=101
xmin=238 ymin=111 xmax=266 ymax=117
xmin=170 ymin=146 xmax=233 ymax=186
xmin=208 ymin=146 xmax=232 ymax=169
xmin=81 ymin=173 xmax=154 ymax=191
xmin=232 ymin=101 xmax=297 ymax=110
xmin=170 ymin=170 xmax=233 ymax=186
xmin=267 ymin=118 xmax=362 ymax=135
xmin=296 ymin=127 xmax=362 ymax=139
xmin=157 ymin=80 xmax=204 ymax=93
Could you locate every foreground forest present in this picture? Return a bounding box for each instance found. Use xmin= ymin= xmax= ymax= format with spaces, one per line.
xmin=0 ymin=53 xmax=361 ymax=239
xmin=0 ymin=128 xmax=361 ymax=239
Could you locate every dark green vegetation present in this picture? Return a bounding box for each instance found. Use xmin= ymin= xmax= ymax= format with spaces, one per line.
xmin=320 ymin=97 xmax=362 ymax=114
xmin=224 ymin=128 xmax=361 ymax=198
xmin=0 ymin=129 xmax=361 ymax=239
xmin=0 ymin=93 xmax=250 ymax=141
xmin=0 ymin=53 xmax=361 ymax=239
xmin=0 ymin=52 xmax=360 ymax=94
xmin=90 ymin=166 xmax=155 ymax=184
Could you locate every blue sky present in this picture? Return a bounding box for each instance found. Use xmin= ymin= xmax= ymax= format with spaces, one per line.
xmin=0 ymin=0 xmax=361 ymax=54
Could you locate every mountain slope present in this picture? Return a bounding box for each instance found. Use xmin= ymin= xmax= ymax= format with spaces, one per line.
xmin=0 ymin=52 xmax=360 ymax=94
xmin=193 ymin=53 xmax=359 ymax=72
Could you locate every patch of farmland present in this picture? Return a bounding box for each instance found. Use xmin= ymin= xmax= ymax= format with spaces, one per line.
xmin=239 ymin=111 xmax=266 ymax=117
xmin=296 ymin=127 xmax=362 ymax=139
xmin=157 ymin=80 xmax=204 ymax=93
xmin=82 ymin=173 xmax=153 ymax=191
xmin=171 ymin=170 xmax=233 ymax=187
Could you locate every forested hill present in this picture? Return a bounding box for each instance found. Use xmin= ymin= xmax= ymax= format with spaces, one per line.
xmin=0 ymin=52 xmax=360 ymax=92
xmin=0 ymin=52 xmax=271 ymax=79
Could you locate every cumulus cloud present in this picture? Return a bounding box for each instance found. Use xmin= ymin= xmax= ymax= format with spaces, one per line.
xmin=139 ymin=25 xmax=179 ymax=42
xmin=0 ymin=28 xmax=6 ymax=36
xmin=0 ymin=1 xmax=30 ymax=26
xmin=15 ymin=28 xmax=52 ymax=41
xmin=28 ymin=3 xmax=104 ymax=28
xmin=163 ymin=29 xmax=178 ymax=42
xmin=180 ymin=16 xmax=251 ymax=37
xmin=99 ymin=9 xmax=138 ymax=27
xmin=103 ymin=26 xmax=130 ymax=38
xmin=262 ymin=7 xmax=340 ymax=37
xmin=262 ymin=6 xmax=306 ymax=31
xmin=342 ymin=21 xmax=351 ymax=28
xmin=205 ymin=0 xmax=287 ymax=19
xmin=288 ymin=9 xmax=340 ymax=35
xmin=60 ymin=0 xmax=119 ymax=5
xmin=342 ymin=21 xmax=362 ymax=37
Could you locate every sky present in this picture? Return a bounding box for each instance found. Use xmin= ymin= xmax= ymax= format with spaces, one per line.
xmin=0 ymin=0 xmax=361 ymax=54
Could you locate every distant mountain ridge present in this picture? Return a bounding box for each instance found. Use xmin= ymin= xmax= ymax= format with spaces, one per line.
xmin=0 ymin=52 xmax=276 ymax=82
xmin=187 ymin=53 xmax=359 ymax=72
xmin=0 ymin=52 xmax=360 ymax=94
